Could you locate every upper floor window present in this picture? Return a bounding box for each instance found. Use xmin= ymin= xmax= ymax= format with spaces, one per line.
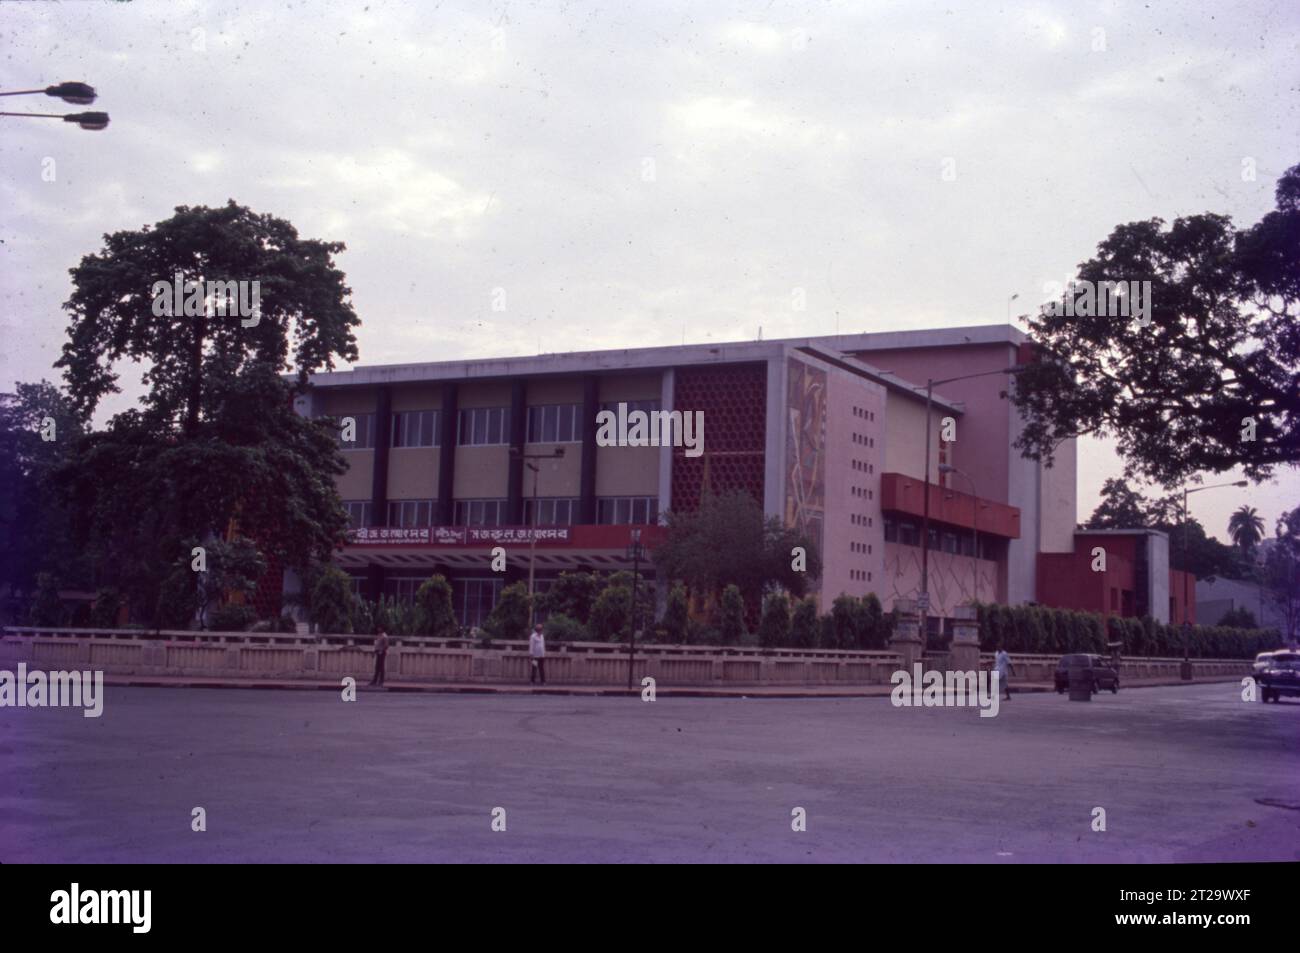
xmin=597 ymin=496 xmax=658 ymax=525
xmin=526 ymin=403 xmax=580 ymax=443
xmin=392 ymin=410 xmax=440 ymax=448
xmin=599 ymin=398 xmax=661 ymax=416
xmin=454 ymin=498 xmax=508 ymax=526
xmin=458 ymin=406 xmax=510 ymax=446
xmin=334 ymin=412 xmax=376 ymax=450
xmin=388 ymin=499 xmax=435 ymax=528
xmin=523 ymin=497 xmax=580 ymax=526
xmin=342 ymin=500 xmax=372 ymax=530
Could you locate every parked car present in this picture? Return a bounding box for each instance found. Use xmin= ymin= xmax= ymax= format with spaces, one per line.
xmin=1054 ymin=654 xmax=1120 ymax=694
xmin=1258 ymin=652 xmax=1300 ymax=703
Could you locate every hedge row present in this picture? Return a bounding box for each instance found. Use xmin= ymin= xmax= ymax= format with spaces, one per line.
xmin=973 ymin=602 xmax=1282 ymax=660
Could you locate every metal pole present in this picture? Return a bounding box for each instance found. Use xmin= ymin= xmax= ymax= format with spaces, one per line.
xmin=627 ymin=537 xmax=640 ymax=690
xmin=920 ymin=379 xmax=933 ymax=637
xmin=527 ymin=462 xmax=539 ymax=630
xmin=1181 ymin=487 xmax=1191 ymax=678
xmin=970 ymin=484 xmax=979 ymax=601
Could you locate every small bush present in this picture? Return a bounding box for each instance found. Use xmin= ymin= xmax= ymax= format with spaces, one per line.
xmin=661 ymin=583 xmax=689 ymax=644
xmin=758 ymin=591 xmax=791 ymax=648
xmin=790 ymin=597 xmax=819 ymax=649
xmin=28 ymin=573 xmax=64 ymax=627
xmin=207 ymin=603 xmax=256 ymax=632
xmin=719 ymin=585 xmax=746 ymax=645
xmin=484 ymin=582 xmax=531 ymax=641
xmin=543 ymin=612 xmax=586 ymax=645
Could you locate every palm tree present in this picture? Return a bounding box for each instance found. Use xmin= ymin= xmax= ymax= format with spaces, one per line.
xmin=1228 ymin=506 xmax=1265 ymax=552
xmin=1229 ymin=505 xmax=1268 ymax=626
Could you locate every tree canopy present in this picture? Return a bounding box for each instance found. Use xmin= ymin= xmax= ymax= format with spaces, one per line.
xmin=651 ymin=490 xmax=822 ymax=613
xmin=45 ymin=201 xmax=360 ymax=625
xmin=1013 ymin=163 xmax=1300 ymax=488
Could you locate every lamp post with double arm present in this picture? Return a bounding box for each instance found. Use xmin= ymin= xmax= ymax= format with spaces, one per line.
xmin=1178 ymin=479 xmax=1248 ymax=679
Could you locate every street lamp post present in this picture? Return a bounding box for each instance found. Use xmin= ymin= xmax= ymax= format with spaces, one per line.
xmin=920 ymin=365 xmax=1026 ymax=640
xmin=1 ymin=83 xmax=107 ymax=129
xmin=1178 ymin=479 xmax=1248 ymax=679
xmin=625 ymin=528 xmax=644 ymax=690
xmin=511 ymin=446 xmax=564 ymax=630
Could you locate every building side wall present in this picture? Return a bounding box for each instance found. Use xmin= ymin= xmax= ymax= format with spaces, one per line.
xmin=820 ymin=361 xmax=886 ymax=608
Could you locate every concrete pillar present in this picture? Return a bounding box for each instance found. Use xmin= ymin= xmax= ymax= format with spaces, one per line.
xmin=889 ymin=598 xmax=924 ymax=672
xmin=948 ymin=603 xmax=981 ymax=672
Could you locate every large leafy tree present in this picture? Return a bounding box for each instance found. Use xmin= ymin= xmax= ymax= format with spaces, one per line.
xmin=1013 ymin=163 xmax=1300 ymax=487
xmin=1084 ymin=478 xmax=1246 ymax=580
xmin=58 ymin=200 xmax=359 ymax=428
xmin=1263 ymin=507 xmax=1300 ymax=643
xmin=652 ymin=490 xmax=822 ymax=615
xmin=0 ymin=382 xmax=89 ymax=603
xmin=1084 ymin=477 xmax=1173 ymax=529
xmin=54 ymin=202 xmax=359 ymax=624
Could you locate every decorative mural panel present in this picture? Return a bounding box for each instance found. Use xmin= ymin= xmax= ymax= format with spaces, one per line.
xmin=671 ymin=364 xmax=766 ymax=512
xmin=784 ymin=358 xmax=826 ymax=563
xmin=882 ymin=542 xmax=996 ymax=619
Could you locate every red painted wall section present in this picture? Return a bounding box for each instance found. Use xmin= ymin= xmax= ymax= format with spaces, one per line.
xmin=880 ymin=472 xmax=1021 ymax=538
xmin=1171 ymin=569 xmax=1197 ymax=625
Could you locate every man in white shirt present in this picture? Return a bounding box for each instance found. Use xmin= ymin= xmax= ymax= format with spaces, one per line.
xmin=529 ymin=623 xmax=546 ymax=685
xmin=994 ymin=646 xmax=1014 ymax=701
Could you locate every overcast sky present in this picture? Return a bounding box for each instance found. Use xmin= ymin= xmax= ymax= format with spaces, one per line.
xmin=1 ymin=0 xmax=1296 ymax=540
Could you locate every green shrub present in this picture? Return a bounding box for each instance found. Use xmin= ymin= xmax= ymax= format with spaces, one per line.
xmin=535 ymin=571 xmax=604 ymax=626
xmin=830 ymin=595 xmax=857 ymax=649
xmin=484 ymin=582 xmax=531 ymax=641
xmin=859 ymin=593 xmax=886 ymax=649
xmin=89 ymin=587 xmax=122 ymax=629
xmin=719 ymin=584 xmax=745 ymax=645
xmin=1216 ymin=606 xmax=1257 ymax=629
xmin=790 ymin=597 xmax=819 ymax=649
xmin=817 ymin=613 xmax=836 ymax=649
xmin=28 ymin=573 xmax=64 ymax=627
xmin=588 ymin=584 xmax=631 ymax=641
xmin=310 ymin=565 xmax=357 ymax=634
xmin=207 ymin=603 xmax=256 ymax=632
xmin=661 ymin=582 xmax=689 ymax=644
xmin=415 ymin=574 xmax=457 ymax=637
xmin=689 ymin=620 xmax=722 ymax=646
xmin=543 ymin=611 xmax=586 ymax=645
xmin=758 ymin=591 xmax=791 ymax=648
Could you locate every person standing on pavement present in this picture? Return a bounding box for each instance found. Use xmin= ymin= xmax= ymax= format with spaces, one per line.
xmin=370 ymin=627 xmax=390 ymax=687
xmin=994 ymin=645 xmax=1014 ymax=700
xmin=529 ymin=623 xmax=546 ymax=685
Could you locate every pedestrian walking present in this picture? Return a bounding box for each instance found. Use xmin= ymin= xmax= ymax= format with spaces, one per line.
xmin=370 ymin=627 xmax=390 ymax=687
xmin=529 ymin=623 xmax=546 ymax=685
xmin=994 ymin=645 xmax=1014 ymax=700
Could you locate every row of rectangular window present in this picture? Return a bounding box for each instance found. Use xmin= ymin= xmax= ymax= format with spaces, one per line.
xmin=343 ymin=496 xmax=659 ymax=529
xmin=331 ymin=400 xmax=663 ymax=450
xmin=883 ymin=518 xmax=989 ymax=558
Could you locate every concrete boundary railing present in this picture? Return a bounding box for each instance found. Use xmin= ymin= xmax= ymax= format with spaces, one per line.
xmin=0 ymin=627 xmax=1252 ymax=688
xmin=0 ymin=627 xmax=901 ymax=687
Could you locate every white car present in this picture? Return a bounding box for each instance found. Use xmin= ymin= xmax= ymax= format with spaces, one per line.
xmin=1253 ymin=651 xmax=1279 ymax=675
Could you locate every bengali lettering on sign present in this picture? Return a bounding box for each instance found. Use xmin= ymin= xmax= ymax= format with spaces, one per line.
xmin=466 ymin=526 xmax=572 ymax=544
xmin=347 ymin=526 xmax=571 ymax=545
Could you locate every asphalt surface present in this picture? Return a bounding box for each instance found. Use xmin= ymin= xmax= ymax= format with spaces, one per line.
xmin=2 ymin=682 xmax=1297 ymax=863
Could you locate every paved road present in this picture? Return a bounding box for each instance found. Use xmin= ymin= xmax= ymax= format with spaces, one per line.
xmin=2 ymin=682 xmax=1297 ymax=862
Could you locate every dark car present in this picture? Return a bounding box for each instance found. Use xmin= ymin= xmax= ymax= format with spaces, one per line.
xmin=1054 ymin=654 xmax=1120 ymax=694
xmin=1258 ymin=652 xmax=1300 ymax=703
